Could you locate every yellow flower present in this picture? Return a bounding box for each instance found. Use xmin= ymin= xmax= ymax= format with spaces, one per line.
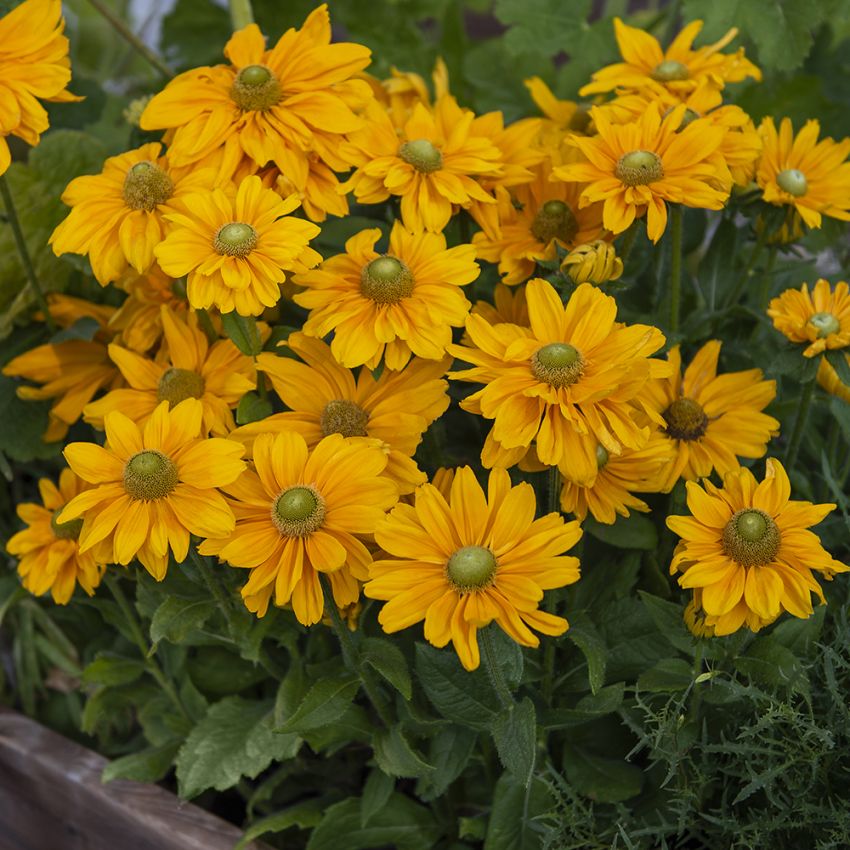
xmin=365 ymin=57 xmax=450 ymax=132
xmin=448 ymin=279 xmax=670 ymax=485
xmin=199 ymin=431 xmax=399 ymax=626
xmin=50 ymin=143 xmax=216 ymax=286
xmin=470 ymin=283 xmax=529 ymax=329
xmin=155 ymin=175 xmax=321 ymax=316
xmin=817 ymin=356 xmax=850 ymax=402
xmin=561 ymin=239 xmax=623 ymax=285
xmin=264 ymin=155 xmax=349 ymax=223
xmin=59 ymin=399 xmax=245 ymax=580
xmin=294 ymin=220 xmax=477 ymax=369
xmin=554 ymin=104 xmax=731 ymax=242
xmin=559 ymin=433 xmax=674 ymax=524
xmin=524 ymin=76 xmax=594 ymax=156
xmin=768 ymin=279 xmax=850 ymax=357
xmin=757 ymin=117 xmax=850 ymax=228
xmin=231 ymin=333 xmax=449 ymax=494
xmin=6 ymin=469 xmax=107 ymax=604
xmin=365 ymin=466 xmax=582 ymax=671
xmin=139 ymin=6 xmax=372 ymax=179
xmin=340 ymin=95 xmax=503 ymax=232
xmin=41 ymin=293 xmax=116 ymax=330
xmin=84 ymin=308 xmax=256 ymax=435
xmin=644 ymin=341 xmax=779 ymax=492
xmin=472 ymin=160 xmax=604 ymax=285
xmin=0 ymin=0 xmax=81 ymax=175
xmin=667 ymin=459 xmax=847 ymax=636
xmin=580 ymin=18 xmax=760 ymax=100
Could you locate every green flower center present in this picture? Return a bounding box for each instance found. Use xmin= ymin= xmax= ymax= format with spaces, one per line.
xmin=809 ymin=311 xmax=840 ymax=338
xmin=776 ymin=168 xmax=808 ymax=197
xmin=398 ymin=138 xmax=443 ymax=173
xmin=272 ymin=485 xmax=325 ymax=537
xmin=663 ymin=397 xmax=708 ymax=441
xmin=531 ymin=199 xmax=579 ymax=245
xmin=651 ymin=60 xmax=690 ymax=82
xmin=230 ymin=64 xmax=282 ymax=111
xmin=122 ymin=161 xmax=174 ymax=211
xmin=531 ymin=343 xmax=584 ymax=388
xmin=214 ymin=222 xmax=257 ymax=258
xmin=595 ymin=443 xmax=610 ymax=469
xmin=157 ymin=368 xmax=206 ymax=407
xmin=360 ymin=255 xmax=415 ymax=304
xmin=320 ymin=399 xmax=369 ymax=437
xmin=446 ymin=545 xmax=498 ymax=591
xmin=615 ymin=150 xmax=664 ymax=186
xmin=51 ymin=509 xmax=83 ymax=540
xmin=123 ymin=450 xmax=179 ymax=501
xmin=722 ymin=508 xmax=781 ymax=567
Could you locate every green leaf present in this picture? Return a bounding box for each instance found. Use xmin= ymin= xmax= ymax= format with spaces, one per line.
xmin=487 ymin=625 xmax=524 ymax=688
xmin=374 ymin=726 xmax=434 ymax=779
xmin=102 ymin=742 xmax=180 ymax=785
xmin=360 ymin=636 xmax=412 ymax=700
xmin=639 ymin=591 xmax=695 ymax=653
xmin=415 ymin=643 xmax=500 ymax=729
xmin=826 ymin=348 xmax=850 ymax=386
xmin=734 ymin=635 xmax=809 ymax=692
xmin=770 ymin=605 xmax=826 ymax=652
xmin=160 ymin=0 xmax=232 ymax=69
xmin=175 ymin=696 xmax=300 ymax=798
xmin=415 ymin=725 xmax=478 ymax=801
xmin=540 ymin=683 xmax=626 ymax=728
xmin=307 ymin=794 xmax=440 ymax=850
xmin=494 ymin=0 xmax=591 ymax=59
xmin=0 ymin=376 xmax=60 ymax=461
xmin=149 ymin=597 xmax=217 ymax=647
xmin=235 ymin=800 xmax=323 ymax=850
xmin=235 ymin=391 xmax=273 ymax=425
xmin=82 ymin=653 xmax=145 ymax=687
xmin=276 ymin=675 xmax=360 ymax=733
xmin=585 ymin=513 xmax=658 ymax=549
xmin=562 ymin=743 xmax=643 ymax=803
xmin=220 ymin=311 xmax=262 ymax=356
xmin=492 ymin=697 xmax=537 ymax=786
xmin=484 ymin=773 xmax=552 ymax=850
xmin=637 ymin=658 xmax=694 ymax=693
xmin=361 ymin=769 xmax=394 ymax=828
xmin=567 ymin=619 xmax=607 ymax=694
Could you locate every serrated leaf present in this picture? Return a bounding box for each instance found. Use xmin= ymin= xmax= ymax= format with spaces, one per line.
xmin=567 ymin=619 xmax=607 ymax=694
xmin=492 ymin=697 xmax=536 ymax=786
xmin=540 ymin=682 xmax=626 ymax=728
xmin=484 ymin=773 xmax=552 ymax=850
xmin=175 ymin=696 xmax=300 ymax=798
xmin=221 ymin=311 xmax=262 ymax=356
xmin=150 ymin=597 xmax=217 ymax=647
xmin=494 ymin=0 xmax=591 ymax=59
xmin=102 ymin=742 xmax=180 ymax=785
xmin=415 ymin=725 xmax=477 ymax=802
xmin=374 ymin=726 xmax=434 ymax=779
xmin=360 ymin=636 xmax=412 ymax=700
xmin=276 ymin=675 xmax=360 ymax=733
xmin=361 ymin=769 xmax=394 ymax=828
xmin=734 ymin=635 xmax=809 ymax=692
xmin=235 ymin=800 xmax=323 ymax=850
xmin=639 ymin=590 xmax=694 ymax=653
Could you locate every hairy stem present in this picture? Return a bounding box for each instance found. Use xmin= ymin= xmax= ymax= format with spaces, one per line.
xmin=480 ymin=626 xmax=514 ymax=709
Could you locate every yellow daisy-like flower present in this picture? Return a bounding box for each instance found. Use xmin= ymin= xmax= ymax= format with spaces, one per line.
xmin=561 ymin=239 xmax=624 ymax=285
xmin=580 ymin=18 xmax=760 ymax=100
xmin=84 ymin=308 xmax=256 ymax=435
xmin=365 ymin=57 xmax=450 ymax=133
xmin=365 ymin=466 xmax=582 ymax=671
xmin=139 ymin=6 xmax=372 ymax=177
xmin=756 ymin=117 xmax=850 ymax=228
xmin=644 ymin=341 xmax=779 ymax=492
xmin=199 ymin=431 xmax=399 ymax=625
xmin=294 ymin=220 xmax=477 ymax=369
xmin=155 ymin=175 xmax=321 ymax=316
xmin=524 ymin=76 xmax=594 ymax=157
xmin=554 ymin=104 xmax=731 ymax=242
xmin=448 ymin=279 xmax=670 ymax=485
xmin=559 ymin=433 xmax=674 ymax=524
xmin=59 ymin=399 xmax=245 ymax=580
xmin=50 ymin=143 xmax=216 ymax=286
xmin=768 ymin=279 xmax=850 ymax=357
xmin=6 ymin=469 xmax=107 ymax=604
xmin=667 ymin=459 xmax=847 ymax=636
xmin=0 ymin=0 xmax=81 ymax=175
xmin=231 ymin=333 xmax=448 ymax=494
xmin=41 ymin=293 xmax=116 ymax=330
xmin=472 ymin=160 xmax=605 ymax=285
xmin=340 ymin=95 xmax=503 ymax=232
xmin=470 ymin=283 xmax=529 ymax=329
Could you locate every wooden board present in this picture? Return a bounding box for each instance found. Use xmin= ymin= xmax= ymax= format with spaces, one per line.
xmin=0 ymin=706 xmax=269 ymax=850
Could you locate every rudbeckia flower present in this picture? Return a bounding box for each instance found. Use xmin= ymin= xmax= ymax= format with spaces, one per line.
xmin=59 ymin=399 xmax=246 ymax=580
xmin=667 ymin=459 xmax=848 ymax=635
xmin=294 ymin=220 xmax=478 ymax=369
xmin=199 ymin=431 xmax=399 ymax=625
xmin=768 ymin=279 xmax=850 ymax=357
xmin=365 ymin=467 xmax=582 ymax=671
xmin=470 ymin=283 xmax=529 ymax=330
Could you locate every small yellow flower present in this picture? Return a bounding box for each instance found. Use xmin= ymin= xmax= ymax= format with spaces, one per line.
xmin=768 ymin=279 xmax=850 ymax=357
xmin=366 ymin=467 xmax=582 ymax=671
xmin=561 ymin=240 xmax=623 ymax=285
xmin=6 ymin=469 xmax=107 ymax=604
xmin=470 ymin=283 xmax=529 ymax=329
xmin=817 ymin=356 xmax=850 ymax=402
xmin=668 ymin=459 xmax=847 ymax=636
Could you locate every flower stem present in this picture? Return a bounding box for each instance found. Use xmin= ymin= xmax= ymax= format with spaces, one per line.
xmin=668 ymin=204 xmax=683 ymax=335
xmin=0 ymin=176 xmax=54 ymax=332
xmin=229 ymin=0 xmax=255 ymax=29
xmin=547 ymin=465 xmax=561 ymax=516
xmin=86 ymin=0 xmax=173 ymax=78
xmin=319 ymin=575 xmax=393 ymax=727
xmin=480 ymin=626 xmax=514 ymax=709
xmin=726 ymin=227 xmax=767 ymax=308
xmin=104 ymin=572 xmax=190 ymax=722
xmin=785 ymin=375 xmax=816 ymax=470
xmin=189 ymin=547 xmax=239 ymax=636
xmin=617 ymin=222 xmax=639 ymax=272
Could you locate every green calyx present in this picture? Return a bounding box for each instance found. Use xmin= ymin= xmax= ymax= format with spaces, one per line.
xmin=446 ymin=545 xmax=498 ymax=590
xmin=123 ymin=450 xmax=179 ymax=501
xmin=399 ymin=138 xmax=443 ymax=173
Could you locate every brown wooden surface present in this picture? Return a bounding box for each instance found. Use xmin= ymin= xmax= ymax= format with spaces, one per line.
xmin=0 ymin=706 xmax=270 ymax=850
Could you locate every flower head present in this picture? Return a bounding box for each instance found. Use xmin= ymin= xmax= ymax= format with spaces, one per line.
xmin=768 ymin=279 xmax=850 ymax=357
xmin=294 ymin=220 xmax=477 ymax=369
xmin=199 ymin=431 xmax=398 ymax=625
xmin=6 ymin=469 xmax=107 ymax=604
xmin=366 ymin=467 xmax=581 ymax=670
xmin=59 ymin=399 xmax=246 ymax=580
xmin=667 ymin=459 xmax=847 ymax=635
xmin=561 ymin=239 xmax=623 ymax=285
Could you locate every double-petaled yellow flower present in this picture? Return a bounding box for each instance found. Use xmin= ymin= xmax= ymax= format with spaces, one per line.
xmin=768 ymin=279 xmax=850 ymax=357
